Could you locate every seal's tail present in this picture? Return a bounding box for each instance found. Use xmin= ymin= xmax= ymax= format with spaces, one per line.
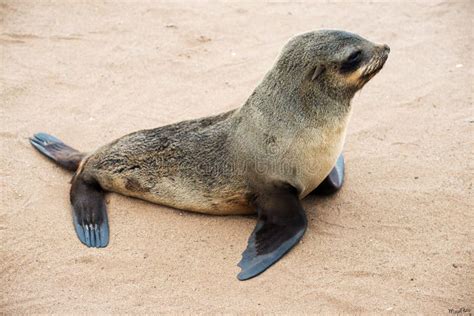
xmin=29 ymin=133 xmax=85 ymax=172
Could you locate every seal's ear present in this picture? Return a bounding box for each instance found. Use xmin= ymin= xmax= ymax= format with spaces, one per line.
xmin=311 ymin=65 xmax=325 ymax=81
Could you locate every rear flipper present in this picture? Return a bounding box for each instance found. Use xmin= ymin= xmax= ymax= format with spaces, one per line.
xmin=312 ymin=153 xmax=345 ymax=195
xmin=30 ymin=132 xmax=84 ymax=172
xmin=70 ymin=175 xmax=109 ymax=248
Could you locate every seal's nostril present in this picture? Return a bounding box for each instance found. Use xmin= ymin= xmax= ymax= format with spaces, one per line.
xmin=383 ymin=44 xmax=390 ymax=53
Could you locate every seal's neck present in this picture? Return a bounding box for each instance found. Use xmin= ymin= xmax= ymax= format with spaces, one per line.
xmin=242 ymin=68 xmax=352 ymax=127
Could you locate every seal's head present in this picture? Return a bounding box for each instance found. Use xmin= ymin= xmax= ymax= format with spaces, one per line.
xmin=275 ymin=30 xmax=390 ymax=101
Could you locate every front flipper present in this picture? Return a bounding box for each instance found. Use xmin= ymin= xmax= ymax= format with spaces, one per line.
xmin=312 ymin=153 xmax=345 ymax=196
xmin=70 ymin=175 xmax=109 ymax=248
xmin=237 ymin=184 xmax=307 ymax=281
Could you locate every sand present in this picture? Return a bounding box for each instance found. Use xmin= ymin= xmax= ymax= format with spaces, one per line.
xmin=1 ymin=0 xmax=473 ymax=314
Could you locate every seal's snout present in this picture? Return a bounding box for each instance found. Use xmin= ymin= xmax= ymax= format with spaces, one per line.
xmin=346 ymin=42 xmax=389 ymax=89
xmin=376 ymin=43 xmax=390 ymax=59
xmin=379 ymin=44 xmax=390 ymax=66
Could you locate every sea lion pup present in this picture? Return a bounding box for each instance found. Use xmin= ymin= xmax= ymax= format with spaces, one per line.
xmin=30 ymin=30 xmax=389 ymax=280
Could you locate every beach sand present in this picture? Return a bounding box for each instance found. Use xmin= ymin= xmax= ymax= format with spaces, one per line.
xmin=1 ymin=1 xmax=472 ymax=313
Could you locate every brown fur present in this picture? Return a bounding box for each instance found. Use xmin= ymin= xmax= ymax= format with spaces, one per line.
xmin=73 ymin=30 xmax=389 ymax=215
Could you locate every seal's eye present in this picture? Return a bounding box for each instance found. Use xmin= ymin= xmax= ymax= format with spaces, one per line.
xmin=346 ymin=50 xmax=362 ymax=63
xmin=340 ymin=50 xmax=363 ymax=73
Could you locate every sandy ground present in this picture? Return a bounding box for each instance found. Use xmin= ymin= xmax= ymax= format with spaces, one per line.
xmin=1 ymin=0 xmax=473 ymax=314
